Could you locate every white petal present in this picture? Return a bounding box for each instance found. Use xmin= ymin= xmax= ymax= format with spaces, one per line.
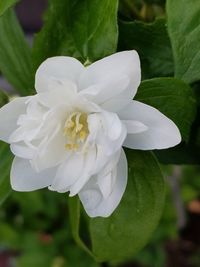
xmin=80 ymin=75 xmax=130 ymax=105
xmin=119 ymin=101 xmax=181 ymax=150
xmin=74 ymin=97 xmax=101 ymax=114
xmin=26 ymin=95 xmax=46 ymax=117
xmin=99 ymin=124 xmax=126 ymax=156
xmin=97 ymin=150 xmax=121 ymax=199
xmin=123 ymin=120 xmax=148 ymax=134
xmin=87 ymin=112 xmax=127 ymax=156
xmin=11 ymin=157 xmax=56 ymax=191
xmin=50 ymin=145 xmax=105 ymax=195
xmin=0 ymin=97 xmax=29 ymax=142
xmin=35 ymin=56 xmax=84 ymax=93
xmin=50 ymin=152 xmax=84 ymax=192
xmin=37 ymin=79 xmax=78 ymax=108
xmin=9 ymin=121 xmax=41 ymax=143
xmin=101 ymin=98 xmax=132 ymax=113
xmin=68 ymin=144 xmax=116 ymax=197
xmin=79 ymin=149 xmax=128 ymax=218
xmin=69 ymin=147 xmax=97 ymax=196
xmin=31 ymin=124 xmax=66 ymax=172
xmin=102 ymin=111 xmax=122 ymax=140
xmin=79 ymin=188 xmax=102 ymax=212
xmin=97 ymin=172 xmax=113 ymax=199
xmin=97 ymin=149 xmax=121 ymax=177
xmin=10 ymin=142 xmax=36 ymax=159
xmin=79 ymin=51 xmax=141 ymax=106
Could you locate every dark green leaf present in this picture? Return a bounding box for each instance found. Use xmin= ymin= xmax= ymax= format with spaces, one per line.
xmin=0 ymin=9 xmax=34 ymax=95
xmin=89 ymin=150 xmax=165 ymax=262
xmin=144 ymin=0 xmax=165 ymax=4
xmin=0 ymin=141 xmax=13 ymax=206
xmin=156 ymin=103 xmax=200 ymax=165
xmin=135 ymin=78 xmax=196 ymax=141
xmin=0 ymin=90 xmax=8 ymax=107
xmin=0 ymin=0 xmax=19 ymax=16
xmin=0 ymin=94 xmax=12 ymax=205
xmin=155 ymin=143 xmax=200 ymax=165
xmin=33 ymin=0 xmax=118 ymax=69
xmin=167 ymin=0 xmax=200 ymax=83
xmin=118 ymin=18 xmax=174 ymax=79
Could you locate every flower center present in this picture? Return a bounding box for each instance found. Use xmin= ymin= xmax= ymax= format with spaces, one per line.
xmin=64 ymin=112 xmax=89 ymax=151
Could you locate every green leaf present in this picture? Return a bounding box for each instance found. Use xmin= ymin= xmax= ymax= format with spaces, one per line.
xmin=144 ymin=0 xmax=165 ymax=4
xmin=0 ymin=93 xmax=12 ymax=205
xmin=33 ymin=0 xmax=118 ymax=69
xmin=0 ymin=0 xmax=19 ymax=16
xmin=0 ymin=90 xmax=8 ymax=107
xmin=0 ymin=141 xmax=13 ymax=206
xmin=155 ymin=102 xmax=200 ymax=165
xmin=135 ymin=78 xmax=196 ymax=142
xmin=89 ymin=150 xmax=165 ymax=262
xmin=155 ymin=144 xmax=199 ymax=164
xmin=118 ymin=18 xmax=174 ymax=79
xmin=167 ymin=0 xmax=200 ymax=83
xmin=0 ymin=9 xmax=34 ymax=95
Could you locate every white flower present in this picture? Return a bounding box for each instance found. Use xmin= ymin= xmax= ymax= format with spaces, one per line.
xmin=0 ymin=51 xmax=181 ymax=217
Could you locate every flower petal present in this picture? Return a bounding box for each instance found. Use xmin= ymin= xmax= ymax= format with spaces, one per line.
xmin=68 ymin=147 xmax=97 ymax=196
xmin=10 ymin=142 xmax=36 ymax=159
xmin=123 ymin=120 xmax=148 ymax=134
xmin=37 ymin=79 xmax=78 ymax=108
xmin=101 ymin=97 xmax=132 ymax=113
xmin=119 ymin=101 xmax=181 ymax=150
xmin=79 ymin=51 xmax=141 ymax=107
xmin=49 ymin=152 xmax=84 ymax=192
xmin=11 ymin=157 xmax=56 ymax=191
xmin=80 ymin=75 xmax=130 ymax=108
xmin=96 ymin=149 xmax=121 ymax=199
xmin=35 ymin=56 xmax=84 ymax=93
xmin=31 ymin=124 xmax=66 ymax=172
xmin=0 ymin=97 xmax=29 ymax=143
xmin=102 ymin=111 xmax=123 ymax=140
xmin=79 ymin=149 xmax=128 ymax=217
xmin=61 ymin=145 xmax=115 ymax=196
xmin=87 ymin=112 xmax=127 ymax=156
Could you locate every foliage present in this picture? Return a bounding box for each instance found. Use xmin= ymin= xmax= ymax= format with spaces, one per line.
xmin=0 ymin=0 xmax=19 ymax=16
xmin=118 ymin=18 xmax=174 ymax=79
xmin=167 ymin=0 xmax=200 ymax=83
xmin=69 ymin=150 xmax=165 ymax=261
xmin=32 ymin=0 xmax=118 ymax=69
xmin=0 ymin=9 xmax=34 ymax=95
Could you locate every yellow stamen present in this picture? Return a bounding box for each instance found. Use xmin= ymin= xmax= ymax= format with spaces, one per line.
xmin=76 ymin=123 xmax=83 ymax=133
xmin=64 ymin=111 xmax=89 ymax=151
xmin=66 ymin=120 xmax=75 ymax=128
xmin=72 ymin=143 xmax=79 ymax=150
xmin=65 ymin=144 xmax=73 ymax=150
xmin=79 ymin=130 xmax=86 ymax=141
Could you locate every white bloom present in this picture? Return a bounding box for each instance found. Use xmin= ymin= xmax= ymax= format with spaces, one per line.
xmin=0 ymin=51 xmax=181 ymax=217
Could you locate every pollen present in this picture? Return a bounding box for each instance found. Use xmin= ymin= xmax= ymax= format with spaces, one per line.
xmin=79 ymin=130 xmax=87 ymax=141
xmin=66 ymin=120 xmax=75 ymax=128
xmin=65 ymin=143 xmax=79 ymax=150
xmin=65 ymin=144 xmax=73 ymax=150
xmin=64 ymin=112 xmax=89 ymax=151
